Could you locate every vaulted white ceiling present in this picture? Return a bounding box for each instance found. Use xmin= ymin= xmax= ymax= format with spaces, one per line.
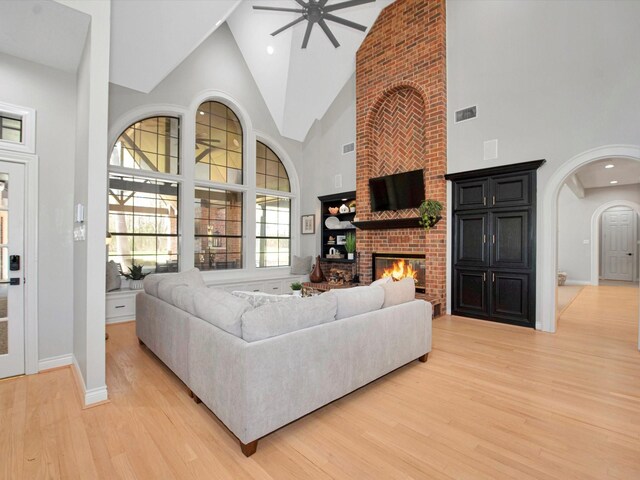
xmin=227 ymin=0 xmax=394 ymax=141
xmin=109 ymin=0 xmax=240 ymax=94
xmin=0 ymin=0 xmax=89 ymax=73
xmin=108 ymin=0 xmax=394 ymax=142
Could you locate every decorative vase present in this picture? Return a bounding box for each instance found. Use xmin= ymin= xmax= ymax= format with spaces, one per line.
xmin=129 ymin=279 xmax=144 ymax=290
xmin=349 ymin=207 xmax=356 ymax=212
xmin=339 ymin=204 xmax=349 ymax=214
xmin=347 ymin=253 xmax=354 ymax=260
xmin=292 ymin=290 xmax=302 ymax=297
xmin=309 ymin=255 xmax=325 ymax=283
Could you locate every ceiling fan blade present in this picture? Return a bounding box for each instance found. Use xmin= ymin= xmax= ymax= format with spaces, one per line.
xmin=271 ymin=16 xmax=306 ymax=36
xmin=324 ymin=0 xmax=376 ymax=13
xmin=324 ymin=13 xmax=367 ymax=31
xmin=253 ymin=6 xmax=305 ymax=13
xmin=318 ymin=19 xmax=340 ymax=48
xmin=319 ymin=0 xmax=330 ymax=6
xmin=301 ymin=21 xmax=314 ymax=49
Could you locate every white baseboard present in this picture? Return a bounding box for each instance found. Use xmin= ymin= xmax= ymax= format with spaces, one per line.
xmin=563 ymin=280 xmax=591 ymax=286
xmin=38 ymin=353 xmax=73 ymax=371
xmin=72 ymin=355 xmax=108 ymax=406
xmin=106 ymin=316 xmax=135 ymax=325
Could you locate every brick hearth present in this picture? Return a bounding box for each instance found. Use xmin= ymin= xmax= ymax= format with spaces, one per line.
xmin=355 ymin=0 xmax=447 ymax=306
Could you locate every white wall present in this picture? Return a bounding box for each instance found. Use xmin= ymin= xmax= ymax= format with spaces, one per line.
xmin=0 ymin=52 xmax=76 ymax=362
xmin=299 ymin=74 xmax=357 ymax=257
xmin=558 ymin=184 xmax=640 ymax=283
xmin=447 ymin=0 xmax=640 ymax=327
xmin=447 ymin=1 xmax=640 ymax=178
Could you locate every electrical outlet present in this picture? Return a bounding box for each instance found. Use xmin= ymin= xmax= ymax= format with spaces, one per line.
xmin=483 ymin=139 xmax=498 ymax=161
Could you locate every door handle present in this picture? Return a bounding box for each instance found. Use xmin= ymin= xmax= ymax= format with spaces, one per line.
xmin=483 ymin=234 xmax=486 ymax=244
xmin=483 ymin=272 xmax=486 ymax=282
xmin=492 ymin=234 xmax=496 ymax=244
xmin=627 ymin=253 xmax=633 ymax=256
xmin=9 ymin=278 xmax=20 ymax=285
xmin=492 ymin=195 xmax=496 ymax=205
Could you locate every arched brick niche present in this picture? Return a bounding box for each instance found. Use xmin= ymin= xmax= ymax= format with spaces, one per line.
xmin=354 ymin=0 xmax=446 ymax=306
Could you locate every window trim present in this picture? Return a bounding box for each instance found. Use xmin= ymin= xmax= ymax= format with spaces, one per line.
xmin=107 ymin=95 xmax=300 ymax=282
xmin=0 ymin=101 xmax=36 ymax=154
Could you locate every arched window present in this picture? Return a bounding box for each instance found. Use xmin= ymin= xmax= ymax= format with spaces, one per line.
xmin=255 ymin=141 xmax=291 ymax=268
xmin=195 ymin=101 xmax=243 ymax=184
xmin=108 ymin=116 xmax=180 ymax=274
xmin=194 ymin=101 xmax=244 ymax=271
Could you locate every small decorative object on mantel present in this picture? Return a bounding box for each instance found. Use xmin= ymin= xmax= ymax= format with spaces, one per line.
xmin=349 ymin=201 xmax=356 ymax=212
xmin=345 ymin=232 xmax=356 ymax=260
xmin=326 ymin=247 xmax=344 ymax=259
xmin=290 ymin=282 xmax=303 ymax=297
xmin=124 ymin=263 xmax=147 ymax=290
xmin=310 ymin=255 xmax=325 ymax=283
xmin=339 ymin=203 xmax=349 ymax=214
xmin=418 ymin=199 xmax=443 ymax=231
xmin=328 ymin=206 xmax=339 ymax=215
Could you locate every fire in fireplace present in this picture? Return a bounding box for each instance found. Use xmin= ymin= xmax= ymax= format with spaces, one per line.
xmin=372 ymin=253 xmax=426 ymax=293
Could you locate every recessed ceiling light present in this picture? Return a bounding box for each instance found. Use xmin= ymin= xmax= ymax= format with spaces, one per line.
xmin=605 ymin=164 xmax=615 ymax=169
xmin=610 ymin=180 xmax=618 ymax=184
xmin=266 ymin=45 xmax=275 ymax=55
xmin=199 ymin=111 xmax=205 ymax=116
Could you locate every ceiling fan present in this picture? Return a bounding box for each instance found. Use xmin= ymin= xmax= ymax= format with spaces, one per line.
xmin=253 ymin=0 xmax=376 ymax=49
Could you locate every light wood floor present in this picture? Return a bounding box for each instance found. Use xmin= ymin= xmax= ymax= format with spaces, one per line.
xmin=1 ymin=285 xmax=639 ymax=479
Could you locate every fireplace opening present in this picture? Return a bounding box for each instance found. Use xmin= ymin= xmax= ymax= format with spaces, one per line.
xmin=372 ymin=253 xmax=426 ymax=293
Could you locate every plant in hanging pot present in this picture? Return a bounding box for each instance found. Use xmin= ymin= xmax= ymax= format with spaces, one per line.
xmin=418 ymin=199 xmax=443 ymax=231
xmin=345 ymin=232 xmax=356 ymax=260
xmin=124 ymin=263 xmax=147 ymax=290
xmin=290 ymin=281 xmax=303 ymax=297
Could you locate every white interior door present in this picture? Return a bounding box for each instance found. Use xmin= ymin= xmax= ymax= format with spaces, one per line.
xmin=602 ymin=208 xmax=636 ymax=281
xmin=0 ymin=161 xmax=25 ymax=379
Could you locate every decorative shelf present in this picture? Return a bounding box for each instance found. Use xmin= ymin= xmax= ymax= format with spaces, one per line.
xmin=352 ymin=216 xmax=441 ymax=230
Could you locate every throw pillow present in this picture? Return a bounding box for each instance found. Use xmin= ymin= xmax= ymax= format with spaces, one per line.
xmin=331 ymin=285 xmax=384 ymax=320
xmin=106 ymin=261 xmax=122 ymax=292
xmin=231 ymin=291 xmax=293 ymax=309
xmin=241 ymin=292 xmax=337 ymax=342
xmin=290 ymin=255 xmax=312 ymax=275
xmin=143 ymin=274 xmax=163 ymax=297
xmin=381 ymin=277 xmax=416 ymax=308
xmin=192 ymin=287 xmax=253 ymax=337
xmin=371 ymin=276 xmax=392 ymax=287
xmin=156 ymin=268 xmax=206 ymax=303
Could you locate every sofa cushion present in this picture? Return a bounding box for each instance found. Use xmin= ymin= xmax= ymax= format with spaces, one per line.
xmin=170 ymin=285 xmax=199 ymax=316
xmin=381 ymin=277 xmax=416 ymax=308
xmin=143 ymin=274 xmax=163 ymax=297
xmin=290 ymin=255 xmax=312 ymax=275
xmin=371 ymin=276 xmax=392 ymax=287
xmin=241 ymin=292 xmax=337 ymax=342
xmin=192 ymin=288 xmax=253 ymax=337
xmin=156 ymin=269 xmax=205 ymax=304
xmin=231 ymin=291 xmax=293 ymax=309
xmin=331 ymin=285 xmax=384 ymax=320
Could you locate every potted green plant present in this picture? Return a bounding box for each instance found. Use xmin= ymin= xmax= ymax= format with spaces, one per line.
xmin=124 ymin=263 xmax=147 ymax=290
xmin=418 ymin=199 xmax=443 ymax=231
xmin=348 ymin=200 xmax=356 ymax=213
xmin=290 ymin=281 xmax=303 ymax=297
xmin=345 ymin=232 xmax=356 ymax=260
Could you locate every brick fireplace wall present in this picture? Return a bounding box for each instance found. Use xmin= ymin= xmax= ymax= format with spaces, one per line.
xmin=355 ymin=0 xmax=446 ymax=306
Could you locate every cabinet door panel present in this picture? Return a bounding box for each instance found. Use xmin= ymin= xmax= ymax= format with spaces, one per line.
xmin=490 ymin=173 xmax=530 ymax=207
xmin=490 ymin=271 xmax=531 ymax=326
xmin=454 ymin=179 xmax=488 ymax=211
xmin=491 ymin=211 xmax=529 ymax=268
xmin=455 ymin=213 xmax=488 ymax=266
xmin=453 ymin=269 xmax=488 ymax=317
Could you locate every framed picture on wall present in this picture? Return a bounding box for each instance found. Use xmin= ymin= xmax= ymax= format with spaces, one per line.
xmin=301 ymin=214 xmax=315 ymax=234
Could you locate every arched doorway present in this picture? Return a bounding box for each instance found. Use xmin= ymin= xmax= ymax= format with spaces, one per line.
xmin=539 ymin=145 xmax=640 ymax=338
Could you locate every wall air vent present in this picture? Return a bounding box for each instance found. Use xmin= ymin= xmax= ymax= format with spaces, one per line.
xmin=342 ymin=142 xmax=355 ymax=155
xmin=454 ymin=106 xmax=477 ymax=123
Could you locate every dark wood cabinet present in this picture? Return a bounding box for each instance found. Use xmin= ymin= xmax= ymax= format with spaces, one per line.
xmin=317 ymin=191 xmax=356 ymax=263
xmin=446 ymin=160 xmax=544 ymax=328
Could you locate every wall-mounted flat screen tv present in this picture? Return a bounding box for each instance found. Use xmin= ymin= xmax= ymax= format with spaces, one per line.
xmin=369 ymin=169 xmax=425 ymax=212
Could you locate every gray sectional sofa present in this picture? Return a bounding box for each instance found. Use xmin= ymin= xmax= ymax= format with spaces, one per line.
xmin=136 ymin=270 xmax=432 ymax=456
